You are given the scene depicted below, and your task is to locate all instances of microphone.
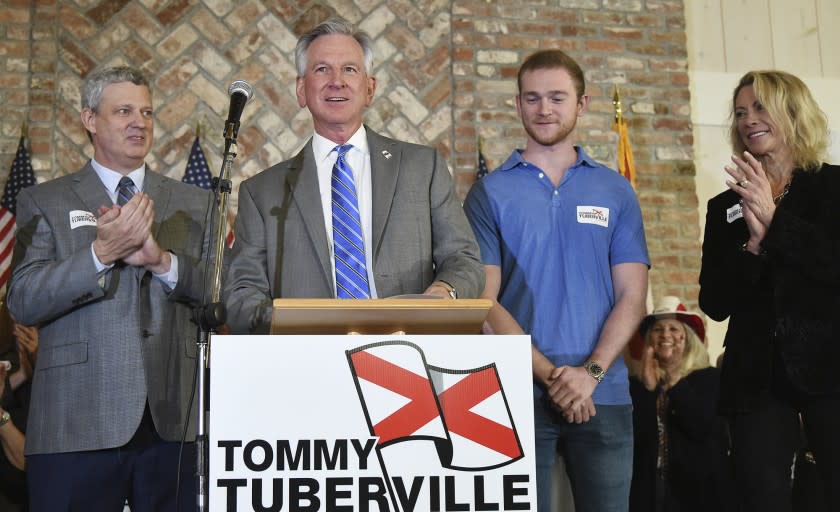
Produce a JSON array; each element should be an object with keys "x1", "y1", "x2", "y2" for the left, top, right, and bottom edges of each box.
[{"x1": 224, "y1": 80, "x2": 253, "y2": 141}]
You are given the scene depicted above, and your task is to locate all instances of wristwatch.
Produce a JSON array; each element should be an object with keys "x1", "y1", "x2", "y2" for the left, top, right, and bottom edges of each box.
[
  {"x1": 0, "y1": 410, "x2": 10, "y2": 428},
  {"x1": 584, "y1": 361, "x2": 605, "y2": 383},
  {"x1": 438, "y1": 281, "x2": 457, "y2": 299}
]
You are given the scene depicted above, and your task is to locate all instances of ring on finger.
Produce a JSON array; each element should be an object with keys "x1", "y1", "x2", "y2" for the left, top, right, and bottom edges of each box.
[{"x1": 738, "y1": 179, "x2": 750, "y2": 187}]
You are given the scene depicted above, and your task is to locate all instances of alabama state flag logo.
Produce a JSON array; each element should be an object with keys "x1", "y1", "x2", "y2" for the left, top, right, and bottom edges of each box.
[{"x1": 347, "y1": 340, "x2": 524, "y2": 471}]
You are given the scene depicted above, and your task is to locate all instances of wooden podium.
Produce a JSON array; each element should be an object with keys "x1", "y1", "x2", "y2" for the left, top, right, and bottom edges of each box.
[
  {"x1": 209, "y1": 298, "x2": 538, "y2": 510},
  {"x1": 270, "y1": 297, "x2": 493, "y2": 335}
]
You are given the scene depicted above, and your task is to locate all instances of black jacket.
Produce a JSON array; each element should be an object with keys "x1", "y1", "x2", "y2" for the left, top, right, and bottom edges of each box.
[
  {"x1": 699, "y1": 164, "x2": 840, "y2": 412},
  {"x1": 0, "y1": 350, "x2": 28, "y2": 508},
  {"x1": 629, "y1": 368, "x2": 733, "y2": 512}
]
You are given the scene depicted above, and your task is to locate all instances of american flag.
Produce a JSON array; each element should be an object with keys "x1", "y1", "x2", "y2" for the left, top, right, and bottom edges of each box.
[
  {"x1": 1, "y1": 135, "x2": 37, "y2": 290},
  {"x1": 183, "y1": 136, "x2": 213, "y2": 189},
  {"x1": 476, "y1": 148, "x2": 489, "y2": 180},
  {"x1": 182, "y1": 135, "x2": 235, "y2": 248}
]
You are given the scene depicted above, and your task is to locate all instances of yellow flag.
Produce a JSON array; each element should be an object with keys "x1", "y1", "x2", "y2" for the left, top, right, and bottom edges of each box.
[
  {"x1": 613, "y1": 117, "x2": 636, "y2": 190},
  {"x1": 612, "y1": 87, "x2": 636, "y2": 190}
]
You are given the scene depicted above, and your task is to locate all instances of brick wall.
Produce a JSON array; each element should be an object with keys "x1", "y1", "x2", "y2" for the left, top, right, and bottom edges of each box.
[
  {"x1": 1, "y1": 1, "x2": 57, "y2": 179},
  {"x1": 451, "y1": 0, "x2": 700, "y2": 306},
  {"x1": 0, "y1": 0, "x2": 701, "y2": 305}
]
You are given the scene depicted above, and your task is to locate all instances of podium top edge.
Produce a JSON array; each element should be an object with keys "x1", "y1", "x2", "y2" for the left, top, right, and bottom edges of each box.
[{"x1": 271, "y1": 298, "x2": 493, "y2": 310}]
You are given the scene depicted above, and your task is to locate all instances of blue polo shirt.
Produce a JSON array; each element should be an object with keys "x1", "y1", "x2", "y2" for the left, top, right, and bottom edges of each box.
[{"x1": 464, "y1": 147, "x2": 649, "y2": 405}]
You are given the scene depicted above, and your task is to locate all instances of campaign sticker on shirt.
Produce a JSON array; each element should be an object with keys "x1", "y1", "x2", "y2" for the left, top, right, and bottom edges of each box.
[
  {"x1": 576, "y1": 206, "x2": 610, "y2": 227},
  {"x1": 726, "y1": 203, "x2": 743, "y2": 223},
  {"x1": 69, "y1": 210, "x2": 97, "y2": 229}
]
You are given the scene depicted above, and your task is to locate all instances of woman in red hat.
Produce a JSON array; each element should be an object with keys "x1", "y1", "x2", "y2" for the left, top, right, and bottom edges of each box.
[{"x1": 628, "y1": 296, "x2": 733, "y2": 512}]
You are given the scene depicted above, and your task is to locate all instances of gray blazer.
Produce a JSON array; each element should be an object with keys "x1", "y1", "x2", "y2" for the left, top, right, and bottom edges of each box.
[
  {"x1": 7, "y1": 164, "x2": 213, "y2": 455},
  {"x1": 223, "y1": 128, "x2": 484, "y2": 333}
]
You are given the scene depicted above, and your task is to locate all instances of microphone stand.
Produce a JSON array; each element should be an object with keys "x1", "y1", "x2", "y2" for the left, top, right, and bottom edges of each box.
[{"x1": 195, "y1": 123, "x2": 240, "y2": 512}]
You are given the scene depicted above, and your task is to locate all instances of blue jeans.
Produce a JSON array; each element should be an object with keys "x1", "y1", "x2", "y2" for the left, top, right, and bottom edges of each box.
[{"x1": 534, "y1": 397, "x2": 633, "y2": 512}]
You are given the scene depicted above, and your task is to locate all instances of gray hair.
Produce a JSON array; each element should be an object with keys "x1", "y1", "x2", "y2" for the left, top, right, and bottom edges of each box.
[
  {"x1": 294, "y1": 18, "x2": 374, "y2": 76},
  {"x1": 81, "y1": 66, "x2": 150, "y2": 112}
]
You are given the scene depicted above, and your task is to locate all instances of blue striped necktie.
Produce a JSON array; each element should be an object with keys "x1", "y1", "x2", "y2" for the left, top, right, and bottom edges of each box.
[
  {"x1": 117, "y1": 176, "x2": 137, "y2": 206},
  {"x1": 331, "y1": 144, "x2": 370, "y2": 299}
]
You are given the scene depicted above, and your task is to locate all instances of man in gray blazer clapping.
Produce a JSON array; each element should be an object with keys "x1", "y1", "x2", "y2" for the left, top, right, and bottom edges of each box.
[
  {"x1": 7, "y1": 66, "x2": 213, "y2": 511},
  {"x1": 224, "y1": 18, "x2": 483, "y2": 333}
]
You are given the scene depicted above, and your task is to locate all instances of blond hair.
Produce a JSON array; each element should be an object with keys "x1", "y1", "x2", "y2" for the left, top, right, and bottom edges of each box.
[
  {"x1": 643, "y1": 319, "x2": 710, "y2": 380},
  {"x1": 729, "y1": 70, "x2": 829, "y2": 171}
]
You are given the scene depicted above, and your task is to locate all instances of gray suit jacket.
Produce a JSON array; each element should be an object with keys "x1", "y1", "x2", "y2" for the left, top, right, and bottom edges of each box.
[
  {"x1": 224, "y1": 128, "x2": 484, "y2": 333},
  {"x1": 7, "y1": 164, "x2": 213, "y2": 455}
]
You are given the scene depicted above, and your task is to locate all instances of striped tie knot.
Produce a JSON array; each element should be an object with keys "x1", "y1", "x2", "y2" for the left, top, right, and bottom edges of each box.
[
  {"x1": 117, "y1": 176, "x2": 137, "y2": 206},
  {"x1": 331, "y1": 144, "x2": 370, "y2": 299},
  {"x1": 336, "y1": 144, "x2": 352, "y2": 160}
]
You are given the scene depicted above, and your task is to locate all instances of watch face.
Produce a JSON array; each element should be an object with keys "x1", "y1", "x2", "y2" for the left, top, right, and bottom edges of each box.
[{"x1": 586, "y1": 362, "x2": 604, "y2": 381}]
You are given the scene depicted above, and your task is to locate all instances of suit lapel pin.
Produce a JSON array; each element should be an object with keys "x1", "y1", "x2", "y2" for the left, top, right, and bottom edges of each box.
[{"x1": 381, "y1": 150, "x2": 392, "y2": 160}]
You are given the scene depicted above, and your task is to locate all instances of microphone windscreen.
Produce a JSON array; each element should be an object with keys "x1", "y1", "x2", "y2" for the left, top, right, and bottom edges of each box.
[{"x1": 228, "y1": 80, "x2": 253, "y2": 102}]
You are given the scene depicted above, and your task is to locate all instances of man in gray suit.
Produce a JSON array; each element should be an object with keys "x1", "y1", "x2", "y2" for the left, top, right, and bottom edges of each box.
[
  {"x1": 7, "y1": 66, "x2": 212, "y2": 511},
  {"x1": 224, "y1": 18, "x2": 483, "y2": 333}
]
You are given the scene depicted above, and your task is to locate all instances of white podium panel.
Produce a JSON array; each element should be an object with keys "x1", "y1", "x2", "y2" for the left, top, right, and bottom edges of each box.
[{"x1": 209, "y1": 334, "x2": 536, "y2": 511}]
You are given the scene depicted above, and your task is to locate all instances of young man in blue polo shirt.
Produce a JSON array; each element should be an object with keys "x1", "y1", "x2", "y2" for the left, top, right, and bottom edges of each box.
[{"x1": 464, "y1": 50, "x2": 650, "y2": 512}]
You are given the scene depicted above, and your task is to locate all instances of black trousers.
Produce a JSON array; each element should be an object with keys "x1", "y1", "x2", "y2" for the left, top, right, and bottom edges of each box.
[{"x1": 730, "y1": 393, "x2": 840, "y2": 512}]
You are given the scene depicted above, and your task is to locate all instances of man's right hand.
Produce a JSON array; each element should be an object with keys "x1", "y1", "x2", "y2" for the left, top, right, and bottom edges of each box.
[
  {"x1": 92, "y1": 193, "x2": 154, "y2": 265},
  {"x1": 547, "y1": 365, "x2": 598, "y2": 423}
]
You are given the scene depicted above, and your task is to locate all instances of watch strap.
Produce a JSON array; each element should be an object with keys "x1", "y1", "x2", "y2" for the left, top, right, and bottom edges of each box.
[{"x1": 438, "y1": 280, "x2": 457, "y2": 299}]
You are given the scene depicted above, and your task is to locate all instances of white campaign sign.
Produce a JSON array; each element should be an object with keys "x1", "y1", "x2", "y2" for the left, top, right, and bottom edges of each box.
[{"x1": 209, "y1": 334, "x2": 536, "y2": 511}]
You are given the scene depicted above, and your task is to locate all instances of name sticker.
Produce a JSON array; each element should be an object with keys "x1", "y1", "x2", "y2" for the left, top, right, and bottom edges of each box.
[
  {"x1": 726, "y1": 203, "x2": 743, "y2": 223},
  {"x1": 576, "y1": 206, "x2": 610, "y2": 228},
  {"x1": 69, "y1": 210, "x2": 97, "y2": 229}
]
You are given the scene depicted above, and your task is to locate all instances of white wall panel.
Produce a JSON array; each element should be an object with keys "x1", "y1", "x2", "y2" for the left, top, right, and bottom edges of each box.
[
  {"x1": 770, "y1": 0, "x2": 821, "y2": 76},
  {"x1": 720, "y1": 0, "x2": 774, "y2": 72},
  {"x1": 687, "y1": 0, "x2": 726, "y2": 71},
  {"x1": 816, "y1": 0, "x2": 840, "y2": 76}
]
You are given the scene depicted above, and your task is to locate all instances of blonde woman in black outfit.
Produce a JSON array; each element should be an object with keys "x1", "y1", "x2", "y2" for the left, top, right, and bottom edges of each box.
[
  {"x1": 629, "y1": 297, "x2": 732, "y2": 512},
  {"x1": 699, "y1": 70, "x2": 839, "y2": 512}
]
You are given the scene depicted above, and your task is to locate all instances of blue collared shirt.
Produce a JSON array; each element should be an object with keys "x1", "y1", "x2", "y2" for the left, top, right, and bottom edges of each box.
[{"x1": 464, "y1": 147, "x2": 650, "y2": 404}]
